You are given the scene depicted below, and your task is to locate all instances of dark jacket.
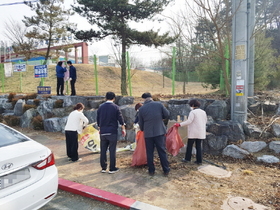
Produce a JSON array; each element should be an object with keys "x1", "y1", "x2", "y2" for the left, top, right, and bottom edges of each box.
[
  {"x1": 138, "y1": 99, "x2": 170, "y2": 138},
  {"x1": 69, "y1": 65, "x2": 77, "y2": 80},
  {"x1": 56, "y1": 65, "x2": 66, "y2": 78},
  {"x1": 97, "y1": 101, "x2": 125, "y2": 135}
]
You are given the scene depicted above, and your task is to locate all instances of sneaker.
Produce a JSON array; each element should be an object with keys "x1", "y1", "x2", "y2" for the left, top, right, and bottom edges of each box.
[
  {"x1": 72, "y1": 158, "x2": 82, "y2": 162},
  {"x1": 101, "y1": 169, "x2": 106, "y2": 173},
  {"x1": 108, "y1": 168, "x2": 119, "y2": 174},
  {"x1": 194, "y1": 161, "x2": 202, "y2": 165},
  {"x1": 181, "y1": 158, "x2": 191, "y2": 163}
]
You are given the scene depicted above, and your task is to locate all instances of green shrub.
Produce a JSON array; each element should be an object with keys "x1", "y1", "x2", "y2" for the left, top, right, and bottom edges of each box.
[
  {"x1": 4, "y1": 115, "x2": 20, "y2": 126},
  {"x1": 23, "y1": 104, "x2": 37, "y2": 113},
  {"x1": 32, "y1": 115, "x2": 44, "y2": 130}
]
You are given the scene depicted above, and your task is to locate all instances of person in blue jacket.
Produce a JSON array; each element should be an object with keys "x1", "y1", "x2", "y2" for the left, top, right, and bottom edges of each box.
[
  {"x1": 56, "y1": 61, "x2": 66, "y2": 96},
  {"x1": 67, "y1": 61, "x2": 77, "y2": 96}
]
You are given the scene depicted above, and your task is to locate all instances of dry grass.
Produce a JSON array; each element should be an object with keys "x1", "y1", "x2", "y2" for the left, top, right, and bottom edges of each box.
[{"x1": 1, "y1": 64, "x2": 217, "y2": 97}]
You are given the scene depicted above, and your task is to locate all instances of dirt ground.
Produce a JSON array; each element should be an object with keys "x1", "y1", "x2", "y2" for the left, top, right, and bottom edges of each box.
[{"x1": 16, "y1": 127, "x2": 280, "y2": 210}]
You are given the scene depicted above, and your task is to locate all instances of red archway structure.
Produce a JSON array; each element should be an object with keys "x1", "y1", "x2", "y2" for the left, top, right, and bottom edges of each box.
[{"x1": 1, "y1": 42, "x2": 89, "y2": 64}]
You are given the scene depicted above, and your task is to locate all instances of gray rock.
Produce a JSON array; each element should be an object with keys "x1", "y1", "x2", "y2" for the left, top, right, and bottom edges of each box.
[
  {"x1": 43, "y1": 117, "x2": 62, "y2": 132},
  {"x1": 59, "y1": 116, "x2": 68, "y2": 133},
  {"x1": 263, "y1": 100, "x2": 277, "y2": 112},
  {"x1": 20, "y1": 108, "x2": 37, "y2": 128},
  {"x1": 203, "y1": 133, "x2": 228, "y2": 155},
  {"x1": 257, "y1": 155, "x2": 279, "y2": 163},
  {"x1": 167, "y1": 103, "x2": 190, "y2": 121},
  {"x1": 14, "y1": 99, "x2": 25, "y2": 116},
  {"x1": 222, "y1": 145, "x2": 250, "y2": 159},
  {"x1": 120, "y1": 105, "x2": 136, "y2": 130},
  {"x1": 117, "y1": 96, "x2": 134, "y2": 106},
  {"x1": 125, "y1": 129, "x2": 136, "y2": 142},
  {"x1": 205, "y1": 100, "x2": 228, "y2": 120},
  {"x1": 62, "y1": 96, "x2": 88, "y2": 107},
  {"x1": 240, "y1": 141, "x2": 267, "y2": 153},
  {"x1": 243, "y1": 121, "x2": 262, "y2": 138},
  {"x1": 3, "y1": 101, "x2": 13, "y2": 110},
  {"x1": 84, "y1": 109, "x2": 97, "y2": 124},
  {"x1": 88, "y1": 100, "x2": 103, "y2": 109},
  {"x1": 248, "y1": 102, "x2": 261, "y2": 115},
  {"x1": 207, "y1": 121, "x2": 245, "y2": 142},
  {"x1": 37, "y1": 99, "x2": 55, "y2": 119},
  {"x1": 272, "y1": 123, "x2": 280, "y2": 137},
  {"x1": 269, "y1": 141, "x2": 280, "y2": 153},
  {"x1": 206, "y1": 116, "x2": 215, "y2": 129}
]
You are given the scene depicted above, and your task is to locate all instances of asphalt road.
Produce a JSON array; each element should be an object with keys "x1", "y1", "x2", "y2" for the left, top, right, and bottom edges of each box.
[{"x1": 39, "y1": 189, "x2": 125, "y2": 210}]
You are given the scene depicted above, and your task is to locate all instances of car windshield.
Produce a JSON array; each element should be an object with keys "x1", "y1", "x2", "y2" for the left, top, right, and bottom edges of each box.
[{"x1": 0, "y1": 124, "x2": 30, "y2": 147}]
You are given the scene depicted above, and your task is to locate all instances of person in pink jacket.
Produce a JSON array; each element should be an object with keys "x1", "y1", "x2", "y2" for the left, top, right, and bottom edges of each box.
[{"x1": 175, "y1": 99, "x2": 207, "y2": 165}]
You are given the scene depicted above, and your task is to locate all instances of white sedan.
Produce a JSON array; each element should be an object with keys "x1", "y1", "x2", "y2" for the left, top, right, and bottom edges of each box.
[{"x1": 0, "y1": 123, "x2": 58, "y2": 210}]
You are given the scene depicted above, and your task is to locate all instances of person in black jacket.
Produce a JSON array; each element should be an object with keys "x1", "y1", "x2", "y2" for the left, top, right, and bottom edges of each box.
[
  {"x1": 97, "y1": 92, "x2": 126, "y2": 174},
  {"x1": 138, "y1": 92, "x2": 170, "y2": 176},
  {"x1": 56, "y1": 61, "x2": 66, "y2": 96},
  {"x1": 67, "y1": 61, "x2": 77, "y2": 96}
]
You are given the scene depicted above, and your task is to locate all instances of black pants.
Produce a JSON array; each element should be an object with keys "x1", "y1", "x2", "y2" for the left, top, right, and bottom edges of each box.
[
  {"x1": 65, "y1": 130, "x2": 79, "y2": 161},
  {"x1": 57, "y1": 77, "x2": 64, "y2": 95},
  {"x1": 100, "y1": 134, "x2": 118, "y2": 171},
  {"x1": 70, "y1": 79, "x2": 76, "y2": 95},
  {"x1": 145, "y1": 135, "x2": 170, "y2": 173},
  {"x1": 185, "y1": 138, "x2": 203, "y2": 163}
]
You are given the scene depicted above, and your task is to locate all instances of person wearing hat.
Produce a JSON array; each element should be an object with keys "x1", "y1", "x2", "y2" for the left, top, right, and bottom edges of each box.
[{"x1": 138, "y1": 92, "x2": 170, "y2": 176}]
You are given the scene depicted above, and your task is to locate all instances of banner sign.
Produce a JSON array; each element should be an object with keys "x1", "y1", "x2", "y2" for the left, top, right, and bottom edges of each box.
[
  {"x1": 4, "y1": 63, "x2": 13, "y2": 77},
  {"x1": 37, "y1": 86, "x2": 51, "y2": 94},
  {"x1": 13, "y1": 64, "x2": 26, "y2": 72},
  {"x1": 34, "y1": 65, "x2": 48, "y2": 78}
]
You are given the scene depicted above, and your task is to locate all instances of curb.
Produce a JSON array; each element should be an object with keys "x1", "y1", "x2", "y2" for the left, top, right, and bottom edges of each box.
[{"x1": 58, "y1": 178, "x2": 166, "y2": 210}]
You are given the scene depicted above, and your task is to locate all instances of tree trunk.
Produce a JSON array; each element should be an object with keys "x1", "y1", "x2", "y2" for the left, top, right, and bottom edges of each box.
[{"x1": 121, "y1": 37, "x2": 128, "y2": 95}]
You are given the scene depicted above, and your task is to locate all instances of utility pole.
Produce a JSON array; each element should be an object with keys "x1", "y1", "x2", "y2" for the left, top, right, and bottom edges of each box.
[
  {"x1": 231, "y1": 0, "x2": 249, "y2": 124},
  {"x1": 247, "y1": 0, "x2": 255, "y2": 97}
]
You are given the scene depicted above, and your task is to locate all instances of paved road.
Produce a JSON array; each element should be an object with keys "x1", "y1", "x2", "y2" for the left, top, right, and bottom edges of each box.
[{"x1": 39, "y1": 189, "x2": 124, "y2": 210}]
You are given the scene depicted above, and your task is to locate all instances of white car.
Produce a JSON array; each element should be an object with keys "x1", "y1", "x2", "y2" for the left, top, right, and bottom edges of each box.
[{"x1": 0, "y1": 123, "x2": 58, "y2": 210}]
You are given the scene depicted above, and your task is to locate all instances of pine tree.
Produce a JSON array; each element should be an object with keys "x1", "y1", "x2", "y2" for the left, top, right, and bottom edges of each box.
[
  {"x1": 70, "y1": 0, "x2": 176, "y2": 95},
  {"x1": 23, "y1": 0, "x2": 76, "y2": 64}
]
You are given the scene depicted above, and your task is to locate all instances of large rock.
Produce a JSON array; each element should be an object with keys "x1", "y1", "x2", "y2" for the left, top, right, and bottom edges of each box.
[
  {"x1": 14, "y1": 99, "x2": 25, "y2": 116},
  {"x1": 222, "y1": 145, "x2": 250, "y2": 159},
  {"x1": 203, "y1": 133, "x2": 228, "y2": 155},
  {"x1": 117, "y1": 96, "x2": 134, "y2": 106},
  {"x1": 120, "y1": 105, "x2": 136, "y2": 130},
  {"x1": 59, "y1": 116, "x2": 68, "y2": 133},
  {"x1": 248, "y1": 102, "x2": 261, "y2": 115},
  {"x1": 167, "y1": 100, "x2": 190, "y2": 121},
  {"x1": 20, "y1": 108, "x2": 37, "y2": 128},
  {"x1": 84, "y1": 109, "x2": 98, "y2": 124},
  {"x1": 272, "y1": 123, "x2": 280, "y2": 137},
  {"x1": 257, "y1": 155, "x2": 279, "y2": 163},
  {"x1": 240, "y1": 141, "x2": 267, "y2": 153},
  {"x1": 263, "y1": 100, "x2": 277, "y2": 112},
  {"x1": 207, "y1": 121, "x2": 245, "y2": 142},
  {"x1": 43, "y1": 117, "x2": 62, "y2": 132},
  {"x1": 205, "y1": 100, "x2": 228, "y2": 120},
  {"x1": 37, "y1": 99, "x2": 55, "y2": 119},
  {"x1": 269, "y1": 141, "x2": 280, "y2": 153},
  {"x1": 243, "y1": 121, "x2": 262, "y2": 138},
  {"x1": 62, "y1": 96, "x2": 88, "y2": 107}
]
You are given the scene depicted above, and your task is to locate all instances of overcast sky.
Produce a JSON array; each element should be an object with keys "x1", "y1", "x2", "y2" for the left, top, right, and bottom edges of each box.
[{"x1": 0, "y1": 0, "x2": 185, "y2": 64}]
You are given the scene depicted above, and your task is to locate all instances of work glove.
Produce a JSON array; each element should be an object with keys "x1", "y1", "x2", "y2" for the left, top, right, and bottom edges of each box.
[
  {"x1": 174, "y1": 123, "x2": 181, "y2": 127},
  {"x1": 122, "y1": 129, "x2": 126, "y2": 137}
]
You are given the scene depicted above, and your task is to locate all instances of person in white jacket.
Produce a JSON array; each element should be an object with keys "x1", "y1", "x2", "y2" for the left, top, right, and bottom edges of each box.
[
  {"x1": 65, "y1": 103, "x2": 89, "y2": 162},
  {"x1": 175, "y1": 99, "x2": 207, "y2": 165}
]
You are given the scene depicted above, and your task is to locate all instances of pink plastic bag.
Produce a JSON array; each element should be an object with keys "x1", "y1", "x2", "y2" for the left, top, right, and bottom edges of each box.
[
  {"x1": 166, "y1": 126, "x2": 184, "y2": 156},
  {"x1": 131, "y1": 131, "x2": 147, "y2": 166}
]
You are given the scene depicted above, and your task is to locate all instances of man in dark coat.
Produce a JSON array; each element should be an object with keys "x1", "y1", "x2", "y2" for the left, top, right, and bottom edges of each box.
[
  {"x1": 67, "y1": 61, "x2": 77, "y2": 96},
  {"x1": 138, "y1": 92, "x2": 170, "y2": 176}
]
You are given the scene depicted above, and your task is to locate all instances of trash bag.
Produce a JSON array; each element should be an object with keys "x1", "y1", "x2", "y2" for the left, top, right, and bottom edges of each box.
[
  {"x1": 78, "y1": 124, "x2": 100, "y2": 153},
  {"x1": 166, "y1": 125, "x2": 184, "y2": 156},
  {"x1": 131, "y1": 131, "x2": 147, "y2": 166}
]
